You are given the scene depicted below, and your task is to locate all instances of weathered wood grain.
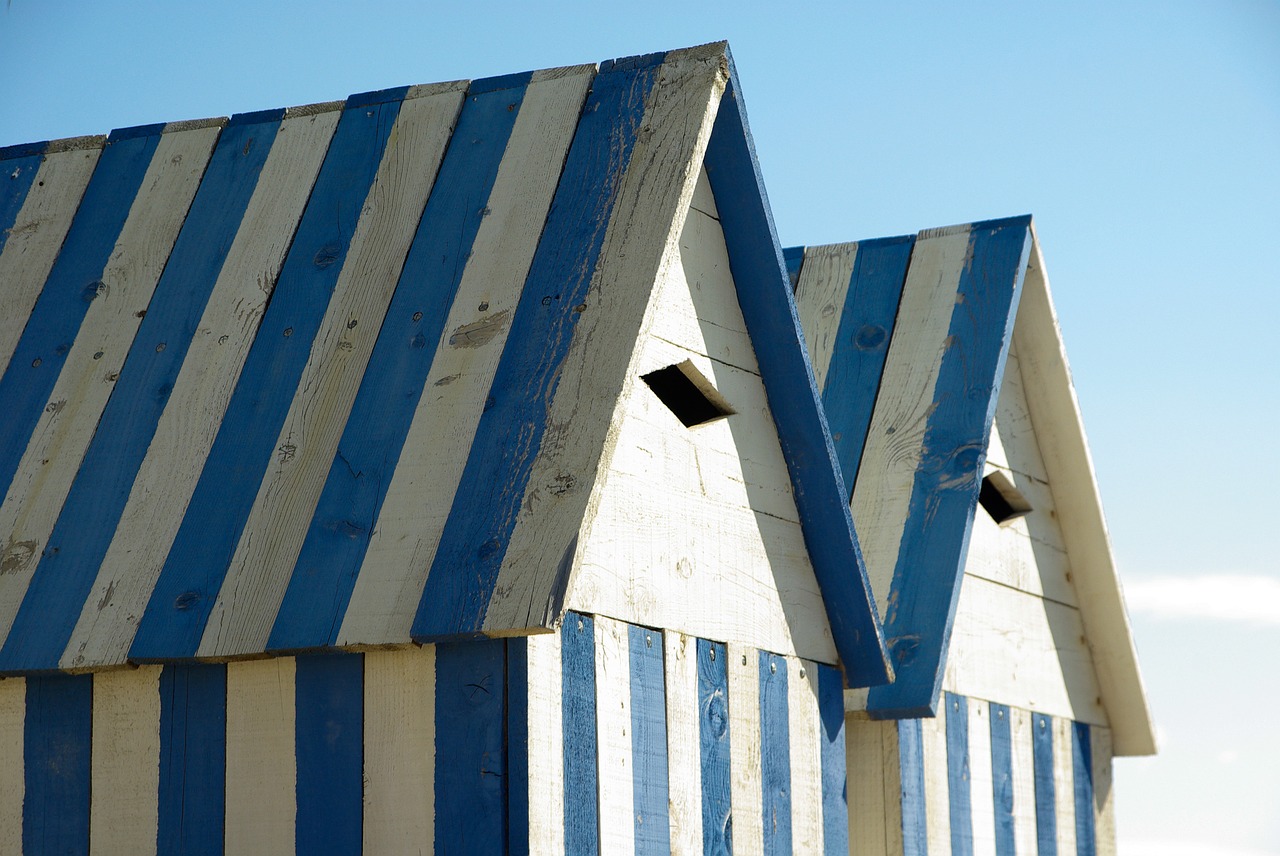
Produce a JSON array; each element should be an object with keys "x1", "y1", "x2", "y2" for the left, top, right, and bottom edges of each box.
[
  {"x1": 793, "y1": 242, "x2": 858, "y2": 391},
  {"x1": 1090, "y1": 725, "x2": 1115, "y2": 856},
  {"x1": 158, "y1": 663, "x2": 227, "y2": 856},
  {"x1": 1072, "y1": 723, "x2": 1096, "y2": 856},
  {"x1": 759, "y1": 650, "x2": 791, "y2": 854},
  {"x1": 988, "y1": 704, "x2": 1016, "y2": 856},
  {"x1": 595, "y1": 615, "x2": 637, "y2": 855},
  {"x1": 562, "y1": 613, "x2": 599, "y2": 854},
  {"x1": 629, "y1": 624, "x2": 670, "y2": 854},
  {"x1": 789, "y1": 659, "x2": 823, "y2": 853},
  {"x1": 90, "y1": 666, "x2": 161, "y2": 856},
  {"x1": 0, "y1": 677, "x2": 23, "y2": 856},
  {"x1": 1031, "y1": 712, "x2": 1056, "y2": 855},
  {"x1": 817, "y1": 665, "x2": 848, "y2": 856},
  {"x1": 967, "y1": 698, "x2": 997, "y2": 856},
  {"x1": 1052, "y1": 715, "x2": 1077, "y2": 855},
  {"x1": 922, "y1": 702, "x2": 952, "y2": 856},
  {"x1": 664, "y1": 630, "x2": 703, "y2": 854},
  {"x1": 727, "y1": 642, "x2": 765, "y2": 856},
  {"x1": 698, "y1": 638, "x2": 732, "y2": 856},
  {"x1": 845, "y1": 718, "x2": 902, "y2": 856},
  {"x1": 23, "y1": 674, "x2": 92, "y2": 855},
  {"x1": 225, "y1": 657, "x2": 296, "y2": 855},
  {"x1": 945, "y1": 694, "x2": 973, "y2": 856},
  {"x1": 898, "y1": 718, "x2": 927, "y2": 856},
  {"x1": 526, "y1": 629, "x2": 566, "y2": 854}
]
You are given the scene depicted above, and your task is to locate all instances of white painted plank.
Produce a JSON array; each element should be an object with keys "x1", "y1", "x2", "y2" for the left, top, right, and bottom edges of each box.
[
  {"x1": 0, "y1": 139, "x2": 103, "y2": 377},
  {"x1": 0, "y1": 124, "x2": 221, "y2": 645},
  {"x1": 922, "y1": 705, "x2": 952, "y2": 856},
  {"x1": 967, "y1": 698, "x2": 997, "y2": 856},
  {"x1": 793, "y1": 242, "x2": 859, "y2": 390},
  {"x1": 338, "y1": 66, "x2": 592, "y2": 646},
  {"x1": 1052, "y1": 716, "x2": 1077, "y2": 855},
  {"x1": 1008, "y1": 706, "x2": 1038, "y2": 856},
  {"x1": 525, "y1": 629, "x2": 566, "y2": 855},
  {"x1": 727, "y1": 642, "x2": 764, "y2": 856},
  {"x1": 689, "y1": 165, "x2": 719, "y2": 219},
  {"x1": 225, "y1": 657, "x2": 296, "y2": 856},
  {"x1": 63, "y1": 107, "x2": 340, "y2": 670},
  {"x1": 199, "y1": 85, "x2": 466, "y2": 658},
  {"x1": 965, "y1": 496, "x2": 1075, "y2": 608},
  {"x1": 90, "y1": 666, "x2": 162, "y2": 856},
  {"x1": 363, "y1": 646, "x2": 436, "y2": 855},
  {"x1": 0, "y1": 677, "x2": 24, "y2": 856},
  {"x1": 664, "y1": 630, "x2": 703, "y2": 855},
  {"x1": 986, "y1": 347, "x2": 1049, "y2": 482},
  {"x1": 852, "y1": 227, "x2": 972, "y2": 605},
  {"x1": 788, "y1": 658, "x2": 824, "y2": 853},
  {"x1": 486, "y1": 45, "x2": 729, "y2": 633},
  {"x1": 595, "y1": 615, "x2": 635, "y2": 856},
  {"x1": 1092, "y1": 725, "x2": 1116, "y2": 856},
  {"x1": 846, "y1": 718, "x2": 903, "y2": 856},
  {"x1": 942, "y1": 574, "x2": 1107, "y2": 726}
]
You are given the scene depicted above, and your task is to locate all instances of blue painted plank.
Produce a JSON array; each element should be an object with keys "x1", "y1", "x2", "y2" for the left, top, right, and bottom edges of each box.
[
  {"x1": 295, "y1": 652, "x2": 364, "y2": 856},
  {"x1": 0, "y1": 126, "x2": 162, "y2": 503},
  {"x1": 411, "y1": 55, "x2": 665, "y2": 640},
  {"x1": 1072, "y1": 722, "x2": 1096, "y2": 856},
  {"x1": 759, "y1": 651, "x2": 791, "y2": 856},
  {"x1": 1032, "y1": 713, "x2": 1057, "y2": 856},
  {"x1": 267, "y1": 75, "x2": 530, "y2": 653},
  {"x1": 945, "y1": 693, "x2": 974, "y2": 856},
  {"x1": 782, "y1": 245, "x2": 804, "y2": 292},
  {"x1": 23, "y1": 673, "x2": 92, "y2": 856},
  {"x1": 507, "y1": 637, "x2": 530, "y2": 856},
  {"x1": 703, "y1": 51, "x2": 890, "y2": 688},
  {"x1": 867, "y1": 217, "x2": 1033, "y2": 717},
  {"x1": 562, "y1": 612, "x2": 599, "y2": 855},
  {"x1": 0, "y1": 111, "x2": 284, "y2": 673},
  {"x1": 435, "y1": 639, "x2": 507, "y2": 856},
  {"x1": 629, "y1": 625, "x2": 670, "y2": 855},
  {"x1": 0, "y1": 146, "x2": 43, "y2": 258},
  {"x1": 698, "y1": 639, "x2": 732, "y2": 856},
  {"x1": 158, "y1": 663, "x2": 227, "y2": 856},
  {"x1": 817, "y1": 235, "x2": 915, "y2": 494},
  {"x1": 897, "y1": 719, "x2": 928, "y2": 856},
  {"x1": 129, "y1": 93, "x2": 406, "y2": 661},
  {"x1": 989, "y1": 703, "x2": 1016, "y2": 856},
  {"x1": 817, "y1": 664, "x2": 848, "y2": 856}
]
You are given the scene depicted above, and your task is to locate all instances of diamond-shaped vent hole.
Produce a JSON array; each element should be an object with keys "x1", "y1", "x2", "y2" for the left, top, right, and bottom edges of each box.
[
  {"x1": 641, "y1": 360, "x2": 734, "y2": 428},
  {"x1": 979, "y1": 470, "x2": 1033, "y2": 525}
]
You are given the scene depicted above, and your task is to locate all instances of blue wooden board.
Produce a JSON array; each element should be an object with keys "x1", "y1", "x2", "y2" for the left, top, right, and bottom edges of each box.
[
  {"x1": 867, "y1": 217, "x2": 1032, "y2": 717},
  {"x1": 267, "y1": 75, "x2": 529, "y2": 653},
  {"x1": 629, "y1": 625, "x2": 671, "y2": 855},
  {"x1": 561, "y1": 613, "x2": 599, "y2": 855},
  {"x1": 817, "y1": 664, "x2": 848, "y2": 856},
  {"x1": 1032, "y1": 713, "x2": 1057, "y2": 856},
  {"x1": 412, "y1": 55, "x2": 664, "y2": 640},
  {"x1": 159, "y1": 663, "x2": 228, "y2": 856},
  {"x1": 0, "y1": 126, "x2": 161, "y2": 505},
  {"x1": 507, "y1": 637, "x2": 530, "y2": 856},
  {"x1": 23, "y1": 673, "x2": 93, "y2": 856},
  {"x1": 1073, "y1": 722, "x2": 1096, "y2": 856},
  {"x1": 897, "y1": 718, "x2": 927, "y2": 856},
  {"x1": 698, "y1": 639, "x2": 732, "y2": 856},
  {"x1": 295, "y1": 652, "x2": 364, "y2": 856},
  {"x1": 0, "y1": 146, "x2": 43, "y2": 258},
  {"x1": 945, "y1": 693, "x2": 974, "y2": 856},
  {"x1": 130, "y1": 91, "x2": 407, "y2": 661},
  {"x1": 989, "y1": 703, "x2": 1016, "y2": 856},
  {"x1": 758, "y1": 651, "x2": 791, "y2": 856},
  {"x1": 435, "y1": 639, "x2": 507, "y2": 856},
  {"x1": 703, "y1": 51, "x2": 890, "y2": 688},
  {"x1": 0, "y1": 111, "x2": 284, "y2": 673}
]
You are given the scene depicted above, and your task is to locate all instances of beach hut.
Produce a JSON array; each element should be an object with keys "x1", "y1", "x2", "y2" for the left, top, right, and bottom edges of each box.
[{"x1": 787, "y1": 220, "x2": 1156, "y2": 855}]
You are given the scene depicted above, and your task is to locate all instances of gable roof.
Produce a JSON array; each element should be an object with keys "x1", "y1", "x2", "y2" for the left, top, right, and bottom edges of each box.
[
  {"x1": 788, "y1": 217, "x2": 1156, "y2": 755},
  {"x1": 0, "y1": 44, "x2": 891, "y2": 686}
]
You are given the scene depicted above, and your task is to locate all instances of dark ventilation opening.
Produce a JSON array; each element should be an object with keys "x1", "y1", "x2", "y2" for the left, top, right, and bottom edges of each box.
[
  {"x1": 641, "y1": 360, "x2": 734, "y2": 428},
  {"x1": 979, "y1": 470, "x2": 1033, "y2": 525}
]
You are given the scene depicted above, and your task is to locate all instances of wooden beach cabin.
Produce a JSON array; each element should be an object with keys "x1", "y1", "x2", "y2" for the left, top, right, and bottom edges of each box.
[
  {"x1": 0, "y1": 43, "x2": 895, "y2": 855},
  {"x1": 786, "y1": 220, "x2": 1157, "y2": 856}
]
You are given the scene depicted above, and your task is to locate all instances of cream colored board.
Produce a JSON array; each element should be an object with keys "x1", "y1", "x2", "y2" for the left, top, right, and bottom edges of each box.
[
  {"x1": 226, "y1": 657, "x2": 296, "y2": 855},
  {"x1": 788, "y1": 659, "x2": 824, "y2": 853},
  {"x1": 526, "y1": 630, "x2": 566, "y2": 855},
  {"x1": 363, "y1": 646, "x2": 436, "y2": 855},
  {"x1": 594, "y1": 615, "x2": 635, "y2": 856},
  {"x1": 0, "y1": 677, "x2": 24, "y2": 856},
  {"x1": 91, "y1": 666, "x2": 161, "y2": 856},
  {"x1": 852, "y1": 226, "x2": 973, "y2": 606},
  {"x1": 985, "y1": 347, "x2": 1049, "y2": 482},
  {"x1": 0, "y1": 125, "x2": 219, "y2": 645},
  {"x1": 63, "y1": 107, "x2": 340, "y2": 669},
  {"x1": 0, "y1": 142, "x2": 103, "y2": 377},
  {"x1": 337, "y1": 66, "x2": 592, "y2": 646},
  {"x1": 1051, "y1": 716, "x2": 1077, "y2": 855},
  {"x1": 727, "y1": 642, "x2": 764, "y2": 856},
  {"x1": 967, "y1": 698, "x2": 997, "y2": 856},
  {"x1": 690, "y1": 165, "x2": 719, "y2": 219},
  {"x1": 1091, "y1": 725, "x2": 1116, "y2": 856},
  {"x1": 1012, "y1": 236, "x2": 1153, "y2": 755},
  {"x1": 964, "y1": 507, "x2": 1075, "y2": 608},
  {"x1": 943, "y1": 574, "x2": 1106, "y2": 726},
  {"x1": 845, "y1": 718, "x2": 903, "y2": 856},
  {"x1": 793, "y1": 242, "x2": 859, "y2": 391},
  {"x1": 486, "y1": 44, "x2": 729, "y2": 632},
  {"x1": 922, "y1": 704, "x2": 952, "y2": 856},
  {"x1": 1007, "y1": 706, "x2": 1038, "y2": 856},
  {"x1": 664, "y1": 631, "x2": 703, "y2": 855},
  {"x1": 199, "y1": 86, "x2": 465, "y2": 658},
  {"x1": 976, "y1": 456, "x2": 1068, "y2": 557}
]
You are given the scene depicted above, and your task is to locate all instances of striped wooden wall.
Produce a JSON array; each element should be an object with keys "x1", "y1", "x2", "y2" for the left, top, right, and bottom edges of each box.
[
  {"x1": 846, "y1": 693, "x2": 1115, "y2": 856},
  {"x1": 0, "y1": 611, "x2": 846, "y2": 855}
]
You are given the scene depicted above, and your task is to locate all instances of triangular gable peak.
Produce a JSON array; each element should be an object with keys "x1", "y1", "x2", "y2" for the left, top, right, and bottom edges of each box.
[
  {"x1": 0, "y1": 44, "x2": 889, "y2": 685},
  {"x1": 789, "y1": 218, "x2": 1154, "y2": 755}
]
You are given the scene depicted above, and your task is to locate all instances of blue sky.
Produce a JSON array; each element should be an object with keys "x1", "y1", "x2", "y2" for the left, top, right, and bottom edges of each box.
[{"x1": 3, "y1": 1, "x2": 1278, "y2": 852}]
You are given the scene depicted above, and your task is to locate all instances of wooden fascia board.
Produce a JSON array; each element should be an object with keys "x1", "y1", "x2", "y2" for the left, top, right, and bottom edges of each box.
[
  {"x1": 703, "y1": 48, "x2": 892, "y2": 689},
  {"x1": 1011, "y1": 226, "x2": 1156, "y2": 756}
]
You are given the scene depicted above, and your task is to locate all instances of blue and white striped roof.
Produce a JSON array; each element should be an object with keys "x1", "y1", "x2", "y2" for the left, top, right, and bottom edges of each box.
[{"x1": 0, "y1": 44, "x2": 891, "y2": 685}]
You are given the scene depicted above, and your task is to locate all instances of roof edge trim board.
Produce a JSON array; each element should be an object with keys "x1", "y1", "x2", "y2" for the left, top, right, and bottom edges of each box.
[
  {"x1": 1013, "y1": 227, "x2": 1155, "y2": 756},
  {"x1": 866, "y1": 217, "x2": 1033, "y2": 718},
  {"x1": 703, "y1": 48, "x2": 891, "y2": 689}
]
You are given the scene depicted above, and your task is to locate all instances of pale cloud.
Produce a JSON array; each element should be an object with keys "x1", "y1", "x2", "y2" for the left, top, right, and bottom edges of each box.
[
  {"x1": 1124, "y1": 842, "x2": 1280, "y2": 856},
  {"x1": 1123, "y1": 575, "x2": 1280, "y2": 624}
]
